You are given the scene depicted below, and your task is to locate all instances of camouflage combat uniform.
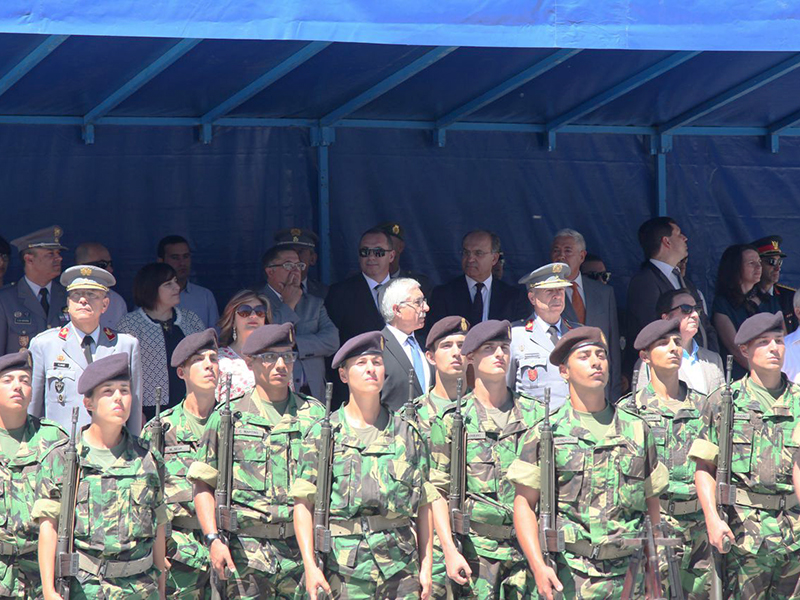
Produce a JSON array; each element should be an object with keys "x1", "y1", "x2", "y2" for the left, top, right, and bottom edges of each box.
[
  {"x1": 689, "y1": 374, "x2": 800, "y2": 600},
  {"x1": 0, "y1": 417, "x2": 66, "y2": 599},
  {"x1": 187, "y1": 390, "x2": 323, "y2": 600},
  {"x1": 141, "y1": 402, "x2": 210, "y2": 599},
  {"x1": 619, "y1": 382, "x2": 711, "y2": 599},
  {"x1": 33, "y1": 427, "x2": 168, "y2": 599},
  {"x1": 507, "y1": 401, "x2": 669, "y2": 599},
  {"x1": 428, "y1": 390, "x2": 543, "y2": 599},
  {"x1": 291, "y1": 405, "x2": 439, "y2": 600}
]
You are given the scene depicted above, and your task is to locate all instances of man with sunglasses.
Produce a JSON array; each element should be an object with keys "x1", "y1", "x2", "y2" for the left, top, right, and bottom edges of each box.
[
  {"x1": 27, "y1": 264, "x2": 143, "y2": 433},
  {"x1": 75, "y1": 242, "x2": 128, "y2": 329},
  {"x1": 262, "y1": 245, "x2": 339, "y2": 400},
  {"x1": 752, "y1": 235, "x2": 797, "y2": 334},
  {"x1": 580, "y1": 253, "x2": 610, "y2": 285}
]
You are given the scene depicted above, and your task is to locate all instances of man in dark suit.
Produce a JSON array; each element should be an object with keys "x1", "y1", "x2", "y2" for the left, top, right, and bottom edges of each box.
[
  {"x1": 378, "y1": 277, "x2": 432, "y2": 411},
  {"x1": 428, "y1": 229, "x2": 527, "y2": 329},
  {"x1": 551, "y1": 228, "x2": 622, "y2": 400},
  {"x1": 377, "y1": 221, "x2": 433, "y2": 298}
]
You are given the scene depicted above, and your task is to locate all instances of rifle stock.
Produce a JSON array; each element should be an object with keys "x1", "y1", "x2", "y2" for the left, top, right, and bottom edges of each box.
[
  {"x1": 55, "y1": 407, "x2": 80, "y2": 599},
  {"x1": 212, "y1": 373, "x2": 234, "y2": 599},
  {"x1": 538, "y1": 387, "x2": 563, "y2": 600},
  {"x1": 313, "y1": 383, "x2": 334, "y2": 600},
  {"x1": 711, "y1": 356, "x2": 735, "y2": 600}
]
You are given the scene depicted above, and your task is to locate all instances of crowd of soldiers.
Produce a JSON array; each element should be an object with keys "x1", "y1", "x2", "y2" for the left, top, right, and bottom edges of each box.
[{"x1": 2, "y1": 219, "x2": 800, "y2": 600}]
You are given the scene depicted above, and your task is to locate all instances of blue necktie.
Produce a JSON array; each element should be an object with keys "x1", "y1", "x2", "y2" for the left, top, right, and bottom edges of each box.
[{"x1": 406, "y1": 336, "x2": 426, "y2": 389}]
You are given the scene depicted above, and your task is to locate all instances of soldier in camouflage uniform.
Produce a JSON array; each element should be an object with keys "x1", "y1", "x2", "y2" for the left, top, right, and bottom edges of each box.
[
  {"x1": 35, "y1": 352, "x2": 168, "y2": 600},
  {"x1": 188, "y1": 323, "x2": 324, "y2": 599},
  {"x1": 429, "y1": 319, "x2": 542, "y2": 599},
  {"x1": 620, "y1": 318, "x2": 711, "y2": 598},
  {"x1": 509, "y1": 326, "x2": 669, "y2": 600},
  {"x1": 691, "y1": 312, "x2": 800, "y2": 599},
  {"x1": 0, "y1": 351, "x2": 67, "y2": 599},
  {"x1": 141, "y1": 328, "x2": 220, "y2": 599},
  {"x1": 292, "y1": 331, "x2": 438, "y2": 600}
]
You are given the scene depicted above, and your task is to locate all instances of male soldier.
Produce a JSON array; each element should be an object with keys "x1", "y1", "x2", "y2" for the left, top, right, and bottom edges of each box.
[
  {"x1": 188, "y1": 323, "x2": 324, "y2": 598},
  {"x1": 35, "y1": 353, "x2": 168, "y2": 598},
  {"x1": 0, "y1": 226, "x2": 69, "y2": 354},
  {"x1": 621, "y1": 319, "x2": 711, "y2": 598},
  {"x1": 0, "y1": 351, "x2": 67, "y2": 599},
  {"x1": 74, "y1": 242, "x2": 128, "y2": 330},
  {"x1": 690, "y1": 312, "x2": 800, "y2": 598},
  {"x1": 141, "y1": 328, "x2": 220, "y2": 599},
  {"x1": 429, "y1": 320, "x2": 542, "y2": 599},
  {"x1": 752, "y1": 235, "x2": 797, "y2": 334},
  {"x1": 274, "y1": 228, "x2": 328, "y2": 299},
  {"x1": 28, "y1": 265, "x2": 142, "y2": 434},
  {"x1": 509, "y1": 327, "x2": 669, "y2": 599},
  {"x1": 509, "y1": 263, "x2": 578, "y2": 410}
]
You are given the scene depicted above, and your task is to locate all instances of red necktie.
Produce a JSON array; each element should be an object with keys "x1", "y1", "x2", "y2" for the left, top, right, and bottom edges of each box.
[{"x1": 571, "y1": 282, "x2": 586, "y2": 324}]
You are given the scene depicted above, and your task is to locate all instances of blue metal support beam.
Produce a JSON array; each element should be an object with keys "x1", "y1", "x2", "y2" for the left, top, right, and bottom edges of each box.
[
  {"x1": 311, "y1": 127, "x2": 335, "y2": 283},
  {"x1": 319, "y1": 46, "x2": 458, "y2": 127},
  {"x1": 0, "y1": 35, "x2": 69, "y2": 99},
  {"x1": 200, "y1": 41, "x2": 330, "y2": 143},
  {"x1": 656, "y1": 150, "x2": 668, "y2": 216},
  {"x1": 766, "y1": 107, "x2": 800, "y2": 153},
  {"x1": 545, "y1": 51, "x2": 700, "y2": 151}
]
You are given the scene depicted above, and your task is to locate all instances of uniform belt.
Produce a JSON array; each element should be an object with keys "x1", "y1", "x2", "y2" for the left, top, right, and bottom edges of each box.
[
  {"x1": 328, "y1": 516, "x2": 410, "y2": 537},
  {"x1": 76, "y1": 549, "x2": 153, "y2": 579},
  {"x1": 735, "y1": 488, "x2": 798, "y2": 511},
  {"x1": 469, "y1": 521, "x2": 515, "y2": 540},
  {"x1": 565, "y1": 540, "x2": 635, "y2": 560},
  {"x1": 171, "y1": 516, "x2": 201, "y2": 531},
  {"x1": 659, "y1": 498, "x2": 701, "y2": 516},
  {"x1": 238, "y1": 522, "x2": 295, "y2": 539},
  {"x1": 0, "y1": 541, "x2": 36, "y2": 556}
]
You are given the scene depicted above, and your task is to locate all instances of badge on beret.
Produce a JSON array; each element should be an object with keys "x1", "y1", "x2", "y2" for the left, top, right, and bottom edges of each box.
[
  {"x1": 80, "y1": 267, "x2": 92, "y2": 276},
  {"x1": 600, "y1": 331, "x2": 607, "y2": 346},
  {"x1": 54, "y1": 227, "x2": 62, "y2": 243},
  {"x1": 18, "y1": 335, "x2": 28, "y2": 349},
  {"x1": 553, "y1": 264, "x2": 563, "y2": 273},
  {"x1": 460, "y1": 318, "x2": 468, "y2": 332},
  {"x1": 392, "y1": 224, "x2": 400, "y2": 235}
]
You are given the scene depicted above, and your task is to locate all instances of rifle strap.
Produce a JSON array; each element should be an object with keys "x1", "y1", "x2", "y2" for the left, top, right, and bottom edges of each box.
[
  {"x1": 565, "y1": 540, "x2": 636, "y2": 560},
  {"x1": 469, "y1": 521, "x2": 515, "y2": 540},
  {"x1": 659, "y1": 498, "x2": 701, "y2": 516},
  {"x1": 170, "y1": 516, "x2": 202, "y2": 531},
  {"x1": 238, "y1": 522, "x2": 296, "y2": 539}
]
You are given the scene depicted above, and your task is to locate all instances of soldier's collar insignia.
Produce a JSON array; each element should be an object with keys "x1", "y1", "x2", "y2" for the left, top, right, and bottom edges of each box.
[
  {"x1": 58, "y1": 326, "x2": 68, "y2": 340},
  {"x1": 525, "y1": 319, "x2": 534, "y2": 332},
  {"x1": 104, "y1": 327, "x2": 116, "y2": 341}
]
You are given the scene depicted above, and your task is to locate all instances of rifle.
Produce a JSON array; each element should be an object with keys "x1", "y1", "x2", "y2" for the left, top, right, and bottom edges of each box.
[
  {"x1": 151, "y1": 387, "x2": 165, "y2": 490},
  {"x1": 212, "y1": 373, "x2": 235, "y2": 599},
  {"x1": 403, "y1": 368, "x2": 417, "y2": 422},
  {"x1": 448, "y1": 378, "x2": 469, "y2": 554},
  {"x1": 55, "y1": 407, "x2": 80, "y2": 600},
  {"x1": 629, "y1": 367, "x2": 640, "y2": 412},
  {"x1": 313, "y1": 383, "x2": 334, "y2": 600},
  {"x1": 710, "y1": 356, "x2": 735, "y2": 600},
  {"x1": 538, "y1": 387, "x2": 564, "y2": 600},
  {"x1": 622, "y1": 517, "x2": 680, "y2": 600},
  {"x1": 662, "y1": 522, "x2": 685, "y2": 600}
]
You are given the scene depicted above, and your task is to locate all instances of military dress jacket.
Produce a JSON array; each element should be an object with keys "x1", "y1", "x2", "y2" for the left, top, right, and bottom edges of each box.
[{"x1": 0, "y1": 278, "x2": 68, "y2": 354}]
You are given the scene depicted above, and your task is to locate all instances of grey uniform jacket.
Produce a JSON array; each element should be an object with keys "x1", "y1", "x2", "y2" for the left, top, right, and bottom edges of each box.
[
  {"x1": 262, "y1": 285, "x2": 339, "y2": 401},
  {"x1": 0, "y1": 278, "x2": 69, "y2": 354},
  {"x1": 508, "y1": 315, "x2": 579, "y2": 411},
  {"x1": 28, "y1": 322, "x2": 143, "y2": 434}
]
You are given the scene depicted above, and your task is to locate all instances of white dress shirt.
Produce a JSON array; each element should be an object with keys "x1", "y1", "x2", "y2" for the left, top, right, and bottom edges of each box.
[
  {"x1": 363, "y1": 273, "x2": 390, "y2": 309},
  {"x1": 25, "y1": 277, "x2": 53, "y2": 299},
  {"x1": 386, "y1": 324, "x2": 430, "y2": 390},
  {"x1": 650, "y1": 259, "x2": 681, "y2": 289},
  {"x1": 571, "y1": 272, "x2": 586, "y2": 304},
  {"x1": 465, "y1": 275, "x2": 492, "y2": 322}
]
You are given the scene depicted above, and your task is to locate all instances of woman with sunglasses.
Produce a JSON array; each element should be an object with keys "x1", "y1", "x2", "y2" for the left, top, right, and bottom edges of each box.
[{"x1": 216, "y1": 289, "x2": 272, "y2": 399}]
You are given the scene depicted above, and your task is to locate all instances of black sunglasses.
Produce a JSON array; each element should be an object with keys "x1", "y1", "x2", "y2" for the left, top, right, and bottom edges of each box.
[
  {"x1": 359, "y1": 247, "x2": 387, "y2": 258},
  {"x1": 236, "y1": 304, "x2": 267, "y2": 318},
  {"x1": 672, "y1": 303, "x2": 701, "y2": 315},
  {"x1": 87, "y1": 259, "x2": 113, "y2": 270},
  {"x1": 584, "y1": 270, "x2": 611, "y2": 284}
]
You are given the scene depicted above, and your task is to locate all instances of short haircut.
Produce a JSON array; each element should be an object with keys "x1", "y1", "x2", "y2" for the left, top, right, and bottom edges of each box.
[
  {"x1": 553, "y1": 228, "x2": 586, "y2": 252},
  {"x1": 261, "y1": 246, "x2": 297, "y2": 271},
  {"x1": 638, "y1": 217, "x2": 677, "y2": 260},
  {"x1": 157, "y1": 235, "x2": 190, "y2": 259},
  {"x1": 583, "y1": 253, "x2": 603, "y2": 263},
  {"x1": 133, "y1": 262, "x2": 177, "y2": 310},
  {"x1": 655, "y1": 288, "x2": 696, "y2": 317},
  {"x1": 462, "y1": 229, "x2": 501, "y2": 253},
  {"x1": 74, "y1": 242, "x2": 107, "y2": 264},
  {"x1": 359, "y1": 227, "x2": 394, "y2": 250},
  {"x1": 380, "y1": 277, "x2": 421, "y2": 322}
]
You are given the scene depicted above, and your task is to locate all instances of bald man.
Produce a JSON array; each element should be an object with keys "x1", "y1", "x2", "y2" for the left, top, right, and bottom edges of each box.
[{"x1": 75, "y1": 242, "x2": 128, "y2": 329}]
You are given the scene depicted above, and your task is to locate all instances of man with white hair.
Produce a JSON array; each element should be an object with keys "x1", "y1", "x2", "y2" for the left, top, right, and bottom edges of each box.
[
  {"x1": 782, "y1": 289, "x2": 800, "y2": 382},
  {"x1": 379, "y1": 277, "x2": 433, "y2": 411},
  {"x1": 551, "y1": 228, "x2": 622, "y2": 400}
]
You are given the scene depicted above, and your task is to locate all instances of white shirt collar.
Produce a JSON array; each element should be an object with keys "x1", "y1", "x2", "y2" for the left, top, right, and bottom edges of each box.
[
  {"x1": 25, "y1": 276, "x2": 52, "y2": 298},
  {"x1": 363, "y1": 273, "x2": 390, "y2": 289},
  {"x1": 73, "y1": 323, "x2": 101, "y2": 344},
  {"x1": 465, "y1": 274, "x2": 493, "y2": 294},
  {"x1": 268, "y1": 284, "x2": 283, "y2": 301},
  {"x1": 386, "y1": 323, "x2": 417, "y2": 346},
  {"x1": 534, "y1": 315, "x2": 562, "y2": 335},
  {"x1": 650, "y1": 258, "x2": 678, "y2": 279}
]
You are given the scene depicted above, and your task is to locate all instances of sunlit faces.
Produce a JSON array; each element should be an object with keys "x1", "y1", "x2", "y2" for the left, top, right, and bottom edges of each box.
[
  {"x1": 468, "y1": 341, "x2": 510, "y2": 378},
  {"x1": 67, "y1": 289, "x2": 110, "y2": 326},
  {"x1": 550, "y1": 236, "x2": 586, "y2": 278},
  {"x1": 247, "y1": 344, "x2": 295, "y2": 388},
  {"x1": 0, "y1": 369, "x2": 31, "y2": 412},
  {"x1": 461, "y1": 232, "x2": 498, "y2": 283},
  {"x1": 740, "y1": 249, "x2": 763, "y2": 289},
  {"x1": 741, "y1": 332, "x2": 785, "y2": 371},
  {"x1": 233, "y1": 298, "x2": 268, "y2": 338},
  {"x1": 339, "y1": 354, "x2": 385, "y2": 395},
  {"x1": 84, "y1": 380, "x2": 132, "y2": 425},
  {"x1": 358, "y1": 233, "x2": 394, "y2": 281},
  {"x1": 426, "y1": 334, "x2": 466, "y2": 376},
  {"x1": 158, "y1": 277, "x2": 182, "y2": 309},
  {"x1": 265, "y1": 249, "x2": 304, "y2": 290},
  {"x1": 178, "y1": 349, "x2": 220, "y2": 391},
  {"x1": 25, "y1": 248, "x2": 63, "y2": 281},
  {"x1": 664, "y1": 292, "x2": 699, "y2": 339},
  {"x1": 559, "y1": 345, "x2": 609, "y2": 389},
  {"x1": 641, "y1": 335, "x2": 683, "y2": 371},
  {"x1": 528, "y1": 287, "x2": 566, "y2": 316},
  {"x1": 666, "y1": 223, "x2": 688, "y2": 261},
  {"x1": 395, "y1": 286, "x2": 429, "y2": 330}
]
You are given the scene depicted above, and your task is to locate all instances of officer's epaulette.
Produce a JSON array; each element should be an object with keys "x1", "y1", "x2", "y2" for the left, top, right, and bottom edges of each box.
[
  {"x1": 103, "y1": 327, "x2": 116, "y2": 341},
  {"x1": 563, "y1": 319, "x2": 580, "y2": 331},
  {"x1": 777, "y1": 283, "x2": 797, "y2": 292},
  {"x1": 57, "y1": 326, "x2": 69, "y2": 340}
]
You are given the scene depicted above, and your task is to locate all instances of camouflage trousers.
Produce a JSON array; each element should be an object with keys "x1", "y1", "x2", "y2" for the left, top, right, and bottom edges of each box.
[
  {"x1": 224, "y1": 535, "x2": 303, "y2": 600},
  {"x1": 455, "y1": 552, "x2": 531, "y2": 600},
  {"x1": 661, "y1": 513, "x2": 711, "y2": 600},
  {"x1": 431, "y1": 543, "x2": 448, "y2": 600},
  {"x1": 166, "y1": 560, "x2": 210, "y2": 600},
  {"x1": 0, "y1": 555, "x2": 40, "y2": 599},
  {"x1": 724, "y1": 547, "x2": 800, "y2": 600},
  {"x1": 554, "y1": 553, "x2": 642, "y2": 600},
  {"x1": 68, "y1": 566, "x2": 161, "y2": 599},
  {"x1": 327, "y1": 568, "x2": 421, "y2": 599}
]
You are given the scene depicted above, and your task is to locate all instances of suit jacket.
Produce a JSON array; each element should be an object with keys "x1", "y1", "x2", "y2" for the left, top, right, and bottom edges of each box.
[
  {"x1": 325, "y1": 274, "x2": 385, "y2": 345},
  {"x1": 635, "y1": 344, "x2": 725, "y2": 396},
  {"x1": 262, "y1": 285, "x2": 339, "y2": 401},
  {"x1": 428, "y1": 275, "x2": 528, "y2": 329},
  {"x1": 28, "y1": 322, "x2": 143, "y2": 434},
  {"x1": 305, "y1": 278, "x2": 329, "y2": 300},
  {"x1": 563, "y1": 277, "x2": 622, "y2": 401},
  {"x1": 392, "y1": 268, "x2": 433, "y2": 298},
  {"x1": 381, "y1": 326, "x2": 432, "y2": 412},
  {"x1": 0, "y1": 277, "x2": 69, "y2": 354}
]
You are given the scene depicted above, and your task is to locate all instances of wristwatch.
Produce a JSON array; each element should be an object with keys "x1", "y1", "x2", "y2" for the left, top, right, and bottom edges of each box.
[{"x1": 204, "y1": 532, "x2": 222, "y2": 547}]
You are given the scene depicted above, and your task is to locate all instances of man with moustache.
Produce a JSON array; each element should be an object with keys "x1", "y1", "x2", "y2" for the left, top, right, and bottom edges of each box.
[
  {"x1": 274, "y1": 228, "x2": 328, "y2": 299},
  {"x1": 74, "y1": 242, "x2": 128, "y2": 330}
]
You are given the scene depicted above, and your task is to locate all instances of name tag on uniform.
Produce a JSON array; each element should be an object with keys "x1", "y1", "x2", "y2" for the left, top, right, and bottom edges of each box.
[
  {"x1": 733, "y1": 413, "x2": 749, "y2": 421},
  {"x1": 467, "y1": 432, "x2": 486, "y2": 441},
  {"x1": 165, "y1": 444, "x2": 192, "y2": 454},
  {"x1": 236, "y1": 427, "x2": 264, "y2": 437},
  {"x1": 554, "y1": 436, "x2": 579, "y2": 445},
  {"x1": 14, "y1": 316, "x2": 31, "y2": 325},
  {"x1": 642, "y1": 414, "x2": 661, "y2": 423},
  {"x1": 53, "y1": 362, "x2": 70, "y2": 369}
]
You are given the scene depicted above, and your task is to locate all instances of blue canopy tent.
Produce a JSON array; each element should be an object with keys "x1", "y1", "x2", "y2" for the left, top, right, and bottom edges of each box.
[{"x1": 0, "y1": 2, "x2": 799, "y2": 311}]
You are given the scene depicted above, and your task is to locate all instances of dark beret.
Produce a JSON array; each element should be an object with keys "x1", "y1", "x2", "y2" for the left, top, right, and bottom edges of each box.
[
  {"x1": 0, "y1": 350, "x2": 32, "y2": 373},
  {"x1": 171, "y1": 328, "x2": 218, "y2": 367},
  {"x1": 550, "y1": 326, "x2": 608, "y2": 366},
  {"x1": 634, "y1": 318, "x2": 681, "y2": 351},
  {"x1": 332, "y1": 331, "x2": 384, "y2": 369},
  {"x1": 78, "y1": 353, "x2": 130, "y2": 396},
  {"x1": 242, "y1": 323, "x2": 295, "y2": 356},
  {"x1": 734, "y1": 312, "x2": 785, "y2": 346},
  {"x1": 426, "y1": 316, "x2": 470, "y2": 350},
  {"x1": 460, "y1": 319, "x2": 511, "y2": 356}
]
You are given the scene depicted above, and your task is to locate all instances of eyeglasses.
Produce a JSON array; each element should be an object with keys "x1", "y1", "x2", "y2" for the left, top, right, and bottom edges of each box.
[
  {"x1": 400, "y1": 297, "x2": 428, "y2": 309},
  {"x1": 584, "y1": 271, "x2": 611, "y2": 284},
  {"x1": 68, "y1": 290, "x2": 105, "y2": 302},
  {"x1": 254, "y1": 351, "x2": 298, "y2": 364},
  {"x1": 267, "y1": 261, "x2": 306, "y2": 271},
  {"x1": 236, "y1": 304, "x2": 268, "y2": 318},
  {"x1": 359, "y1": 247, "x2": 388, "y2": 258},
  {"x1": 87, "y1": 259, "x2": 113, "y2": 270},
  {"x1": 461, "y1": 249, "x2": 494, "y2": 259},
  {"x1": 672, "y1": 303, "x2": 701, "y2": 315},
  {"x1": 765, "y1": 257, "x2": 784, "y2": 267}
]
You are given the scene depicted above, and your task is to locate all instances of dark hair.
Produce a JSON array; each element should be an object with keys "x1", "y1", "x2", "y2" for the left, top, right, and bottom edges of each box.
[
  {"x1": 655, "y1": 288, "x2": 697, "y2": 317},
  {"x1": 462, "y1": 229, "x2": 501, "y2": 253},
  {"x1": 638, "y1": 217, "x2": 677, "y2": 260},
  {"x1": 157, "y1": 235, "x2": 189, "y2": 259},
  {"x1": 359, "y1": 227, "x2": 394, "y2": 250},
  {"x1": 584, "y1": 253, "x2": 603, "y2": 264},
  {"x1": 133, "y1": 262, "x2": 177, "y2": 310},
  {"x1": 715, "y1": 244, "x2": 759, "y2": 307},
  {"x1": 261, "y1": 245, "x2": 297, "y2": 271},
  {"x1": 0, "y1": 236, "x2": 9, "y2": 256}
]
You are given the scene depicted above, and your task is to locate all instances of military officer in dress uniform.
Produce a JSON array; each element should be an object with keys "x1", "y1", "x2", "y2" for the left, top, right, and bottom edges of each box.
[
  {"x1": 0, "y1": 226, "x2": 69, "y2": 355},
  {"x1": 752, "y1": 235, "x2": 797, "y2": 334},
  {"x1": 508, "y1": 263, "x2": 579, "y2": 410},
  {"x1": 27, "y1": 265, "x2": 143, "y2": 434},
  {"x1": 274, "y1": 227, "x2": 329, "y2": 299}
]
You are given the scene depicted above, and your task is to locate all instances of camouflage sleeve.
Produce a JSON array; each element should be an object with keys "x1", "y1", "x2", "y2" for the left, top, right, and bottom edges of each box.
[
  {"x1": 642, "y1": 422, "x2": 669, "y2": 498},
  {"x1": 31, "y1": 443, "x2": 67, "y2": 521},
  {"x1": 688, "y1": 390, "x2": 719, "y2": 464},
  {"x1": 506, "y1": 427, "x2": 541, "y2": 490},
  {"x1": 415, "y1": 426, "x2": 440, "y2": 507},
  {"x1": 139, "y1": 419, "x2": 153, "y2": 443},
  {"x1": 289, "y1": 420, "x2": 321, "y2": 502},
  {"x1": 186, "y1": 412, "x2": 221, "y2": 487},
  {"x1": 152, "y1": 450, "x2": 169, "y2": 526},
  {"x1": 428, "y1": 412, "x2": 451, "y2": 494}
]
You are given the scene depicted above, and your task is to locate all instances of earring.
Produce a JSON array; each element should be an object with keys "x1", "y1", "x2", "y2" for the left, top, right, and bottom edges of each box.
[{"x1": 232, "y1": 328, "x2": 238, "y2": 341}]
